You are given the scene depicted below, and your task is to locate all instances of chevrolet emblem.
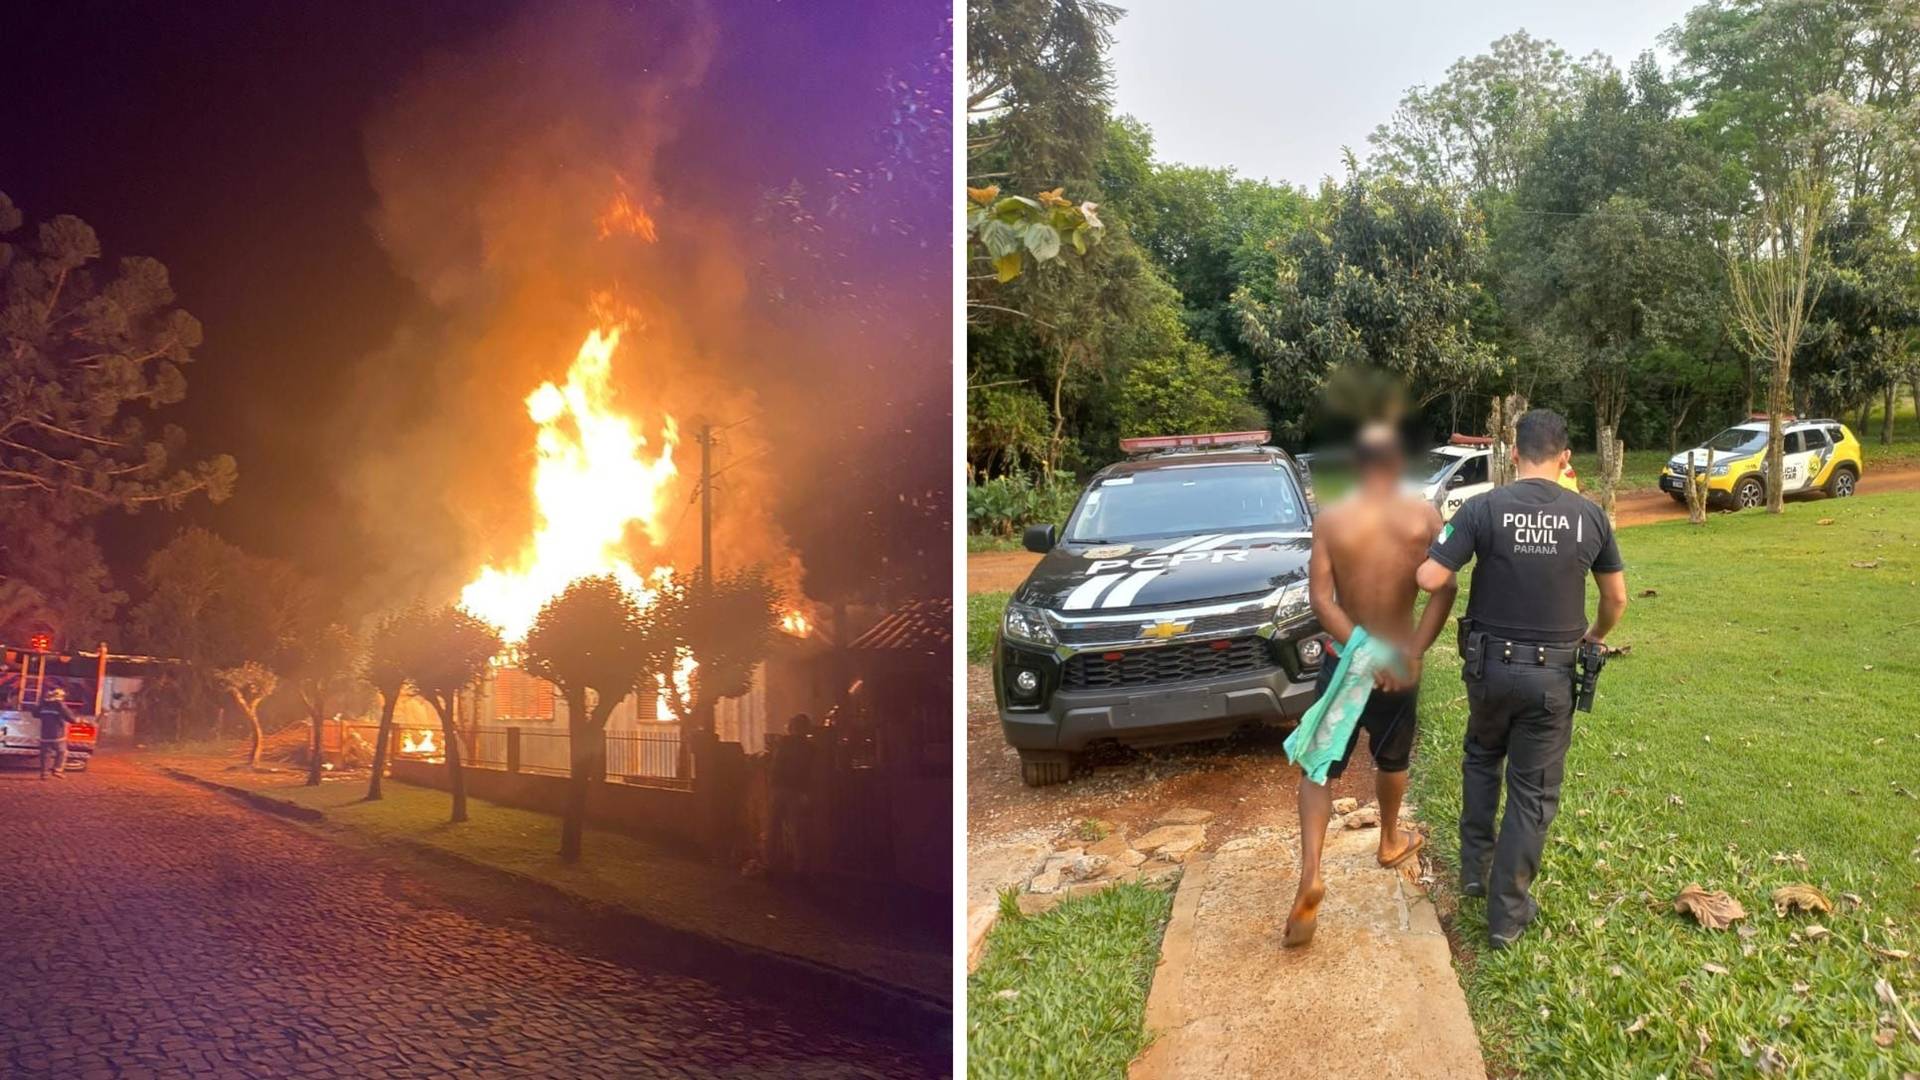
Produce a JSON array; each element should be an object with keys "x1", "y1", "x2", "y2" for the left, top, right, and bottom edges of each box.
[{"x1": 1139, "y1": 620, "x2": 1191, "y2": 641}]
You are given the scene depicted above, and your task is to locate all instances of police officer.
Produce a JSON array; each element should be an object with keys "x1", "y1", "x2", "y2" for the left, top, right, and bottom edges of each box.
[{"x1": 1416, "y1": 409, "x2": 1628, "y2": 949}]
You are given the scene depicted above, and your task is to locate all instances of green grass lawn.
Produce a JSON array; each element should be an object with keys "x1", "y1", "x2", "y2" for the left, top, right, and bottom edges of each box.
[
  {"x1": 1411, "y1": 491, "x2": 1920, "y2": 1077},
  {"x1": 967, "y1": 884, "x2": 1175, "y2": 1079},
  {"x1": 971, "y1": 590, "x2": 1011, "y2": 664}
]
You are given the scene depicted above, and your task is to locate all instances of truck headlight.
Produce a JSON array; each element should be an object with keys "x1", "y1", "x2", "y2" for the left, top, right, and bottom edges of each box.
[
  {"x1": 1272, "y1": 580, "x2": 1311, "y2": 626},
  {"x1": 1002, "y1": 601, "x2": 1056, "y2": 647},
  {"x1": 1710, "y1": 461, "x2": 1732, "y2": 476}
]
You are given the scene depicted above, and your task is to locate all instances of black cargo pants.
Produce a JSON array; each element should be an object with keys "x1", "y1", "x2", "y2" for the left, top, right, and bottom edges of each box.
[{"x1": 1459, "y1": 655, "x2": 1575, "y2": 940}]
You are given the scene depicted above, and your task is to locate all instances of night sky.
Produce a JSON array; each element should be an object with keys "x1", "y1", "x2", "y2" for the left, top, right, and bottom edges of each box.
[{"x1": 2, "y1": 0, "x2": 951, "y2": 611}]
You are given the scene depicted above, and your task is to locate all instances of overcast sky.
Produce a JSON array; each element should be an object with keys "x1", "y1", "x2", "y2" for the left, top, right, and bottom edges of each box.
[{"x1": 1109, "y1": 0, "x2": 1702, "y2": 186}]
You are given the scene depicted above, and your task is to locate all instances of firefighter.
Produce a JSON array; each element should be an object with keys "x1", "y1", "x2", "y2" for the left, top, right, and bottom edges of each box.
[
  {"x1": 1415, "y1": 409, "x2": 1629, "y2": 949},
  {"x1": 36, "y1": 685, "x2": 72, "y2": 780}
]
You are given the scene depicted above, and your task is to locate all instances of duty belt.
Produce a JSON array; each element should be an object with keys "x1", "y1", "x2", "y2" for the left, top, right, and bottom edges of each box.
[{"x1": 1481, "y1": 637, "x2": 1579, "y2": 668}]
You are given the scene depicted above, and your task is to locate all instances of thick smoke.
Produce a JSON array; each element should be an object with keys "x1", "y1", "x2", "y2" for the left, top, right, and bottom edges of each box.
[{"x1": 334, "y1": 0, "x2": 822, "y2": 617}]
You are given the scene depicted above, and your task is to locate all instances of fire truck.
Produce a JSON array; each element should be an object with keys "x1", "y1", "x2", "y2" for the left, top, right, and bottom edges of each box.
[{"x1": 0, "y1": 635, "x2": 106, "y2": 770}]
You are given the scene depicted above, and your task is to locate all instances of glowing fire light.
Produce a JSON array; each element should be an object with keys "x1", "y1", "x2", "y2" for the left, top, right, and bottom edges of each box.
[
  {"x1": 460, "y1": 326, "x2": 678, "y2": 642},
  {"x1": 780, "y1": 610, "x2": 811, "y2": 637},
  {"x1": 400, "y1": 729, "x2": 438, "y2": 756}
]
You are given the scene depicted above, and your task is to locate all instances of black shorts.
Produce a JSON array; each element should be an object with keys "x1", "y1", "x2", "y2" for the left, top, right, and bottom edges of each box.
[{"x1": 1312, "y1": 661, "x2": 1418, "y2": 778}]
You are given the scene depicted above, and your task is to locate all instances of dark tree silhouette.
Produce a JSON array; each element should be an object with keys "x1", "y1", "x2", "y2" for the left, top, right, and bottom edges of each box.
[
  {"x1": 403, "y1": 606, "x2": 501, "y2": 824},
  {"x1": 362, "y1": 605, "x2": 428, "y2": 802},
  {"x1": 520, "y1": 575, "x2": 671, "y2": 863}
]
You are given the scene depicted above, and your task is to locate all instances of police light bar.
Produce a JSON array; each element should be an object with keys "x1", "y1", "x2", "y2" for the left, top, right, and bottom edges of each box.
[
  {"x1": 1748, "y1": 412, "x2": 1797, "y2": 423},
  {"x1": 1448, "y1": 434, "x2": 1493, "y2": 447},
  {"x1": 1118, "y1": 430, "x2": 1269, "y2": 455}
]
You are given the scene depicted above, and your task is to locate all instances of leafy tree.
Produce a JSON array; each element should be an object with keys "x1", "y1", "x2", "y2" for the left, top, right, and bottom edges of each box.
[
  {"x1": 966, "y1": 379, "x2": 1052, "y2": 479},
  {"x1": 1801, "y1": 204, "x2": 1920, "y2": 438},
  {"x1": 1670, "y1": 0, "x2": 1920, "y2": 221},
  {"x1": 968, "y1": 0, "x2": 1121, "y2": 189},
  {"x1": 1234, "y1": 172, "x2": 1500, "y2": 439},
  {"x1": 654, "y1": 567, "x2": 783, "y2": 737},
  {"x1": 1728, "y1": 170, "x2": 1830, "y2": 514},
  {"x1": 966, "y1": 184, "x2": 1104, "y2": 291},
  {"x1": 402, "y1": 606, "x2": 501, "y2": 824},
  {"x1": 1495, "y1": 63, "x2": 1732, "y2": 505},
  {"x1": 362, "y1": 605, "x2": 428, "y2": 802},
  {"x1": 127, "y1": 528, "x2": 315, "y2": 754},
  {"x1": 288, "y1": 622, "x2": 363, "y2": 787},
  {"x1": 1126, "y1": 150, "x2": 1307, "y2": 397},
  {"x1": 0, "y1": 517, "x2": 123, "y2": 646},
  {"x1": 520, "y1": 576, "x2": 672, "y2": 863},
  {"x1": 1368, "y1": 30, "x2": 1607, "y2": 198},
  {"x1": 1115, "y1": 345, "x2": 1264, "y2": 438},
  {"x1": 213, "y1": 662, "x2": 278, "y2": 769},
  {"x1": 0, "y1": 193, "x2": 236, "y2": 513}
]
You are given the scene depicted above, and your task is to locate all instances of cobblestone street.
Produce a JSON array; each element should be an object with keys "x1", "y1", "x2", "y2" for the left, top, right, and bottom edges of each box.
[{"x1": 0, "y1": 758, "x2": 940, "y2": 1079}]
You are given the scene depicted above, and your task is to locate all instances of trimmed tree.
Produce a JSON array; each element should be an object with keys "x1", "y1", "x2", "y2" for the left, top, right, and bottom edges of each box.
[
  {"x1": 289, "y1": 622, "x2": 363, "y2": 787},
  {"x1": 520, "y1": 576, "x2": 670, "y2": 863},
  {"x1": 655, "y1": 567, "x2": 784, "y2": 738},
  {"x1": 1728, "y1": 170, "x2": 1829, "y2": 515},
  {"x1": 362, "y1": 606, "x2": 427, "y2": 802},
  {"x1": 213, "y1": 662, "x2": 278, "y2": 769},
  {"x1": 403, "y1": 607, "x2": 501, "y2": 824}
]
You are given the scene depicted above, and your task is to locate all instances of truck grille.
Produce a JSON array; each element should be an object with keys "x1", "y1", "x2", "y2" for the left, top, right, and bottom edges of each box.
[
  {"x1": 1054, "y1": 609, "x2": 1272, "y2": 646},
  {"x1": 1063, "y1": 637, "x2": 1275, "y2": 691}
]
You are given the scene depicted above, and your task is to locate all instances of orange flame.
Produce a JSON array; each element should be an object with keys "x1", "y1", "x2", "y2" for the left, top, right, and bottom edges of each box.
[
  {"x1": 780, "y1": 610, "x2": 811, "y2": 637},
  {"x1": 596, "y1": 188, "x2": 658, "y2": 242},
  {"x1": 461, "y1": 326, "x2": 678, "y2": 641}
]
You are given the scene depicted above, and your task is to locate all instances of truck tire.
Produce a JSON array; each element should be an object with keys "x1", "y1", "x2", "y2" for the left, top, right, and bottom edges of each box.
[
  {"x1": 1826, "y1": 466, "x2": 1857, "y2": 498},
  {"x1": 1019, "y1": 750, "x2": 1074, "y2": 787},
  {"x1": 1734, "y1": 476, "x2": 1765, "y2": 510}
]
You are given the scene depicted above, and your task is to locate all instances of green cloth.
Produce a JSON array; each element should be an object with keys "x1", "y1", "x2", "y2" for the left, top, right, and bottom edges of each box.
[{"x1": 1284, "y1": 626, "x2": 1403, "y2": 785}]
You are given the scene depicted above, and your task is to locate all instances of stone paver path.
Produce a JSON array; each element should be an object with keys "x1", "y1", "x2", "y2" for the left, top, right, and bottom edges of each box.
[
  {"x1": 0, "y1": 758, "x2": 937, "y2": 1078},
  {"x1": 1130, "y1": 822, "x2": 1484, "y2": 1080}
]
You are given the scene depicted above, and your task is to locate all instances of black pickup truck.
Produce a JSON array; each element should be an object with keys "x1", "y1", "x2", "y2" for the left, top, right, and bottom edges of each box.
[{"x1": 991, "y1": 433, "x2": 1328, "y2": 785}]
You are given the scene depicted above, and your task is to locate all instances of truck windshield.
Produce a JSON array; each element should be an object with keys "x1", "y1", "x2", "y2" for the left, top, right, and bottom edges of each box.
[
  {"x1": 1418, "y1": 452, "x2": 1460, "y2": 483},
  {"x1": 1063, "y1": 463, "x2": 1308, "y2": 543},
  {"x1": 1704, "y1": 428, "x2": 1768, "y2": 454}
]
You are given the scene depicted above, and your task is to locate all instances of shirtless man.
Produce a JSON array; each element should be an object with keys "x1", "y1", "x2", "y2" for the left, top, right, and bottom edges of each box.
[{"x1": 1285, "y1": 425, "x2": 1457, "y2": 946}]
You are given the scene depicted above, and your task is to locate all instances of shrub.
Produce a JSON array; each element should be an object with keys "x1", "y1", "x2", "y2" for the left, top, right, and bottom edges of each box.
[{"x1": 966, "y1": 473, "x2": 1080, "y2": 537}]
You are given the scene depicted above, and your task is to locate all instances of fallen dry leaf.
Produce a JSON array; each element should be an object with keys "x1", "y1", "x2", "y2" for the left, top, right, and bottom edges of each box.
[
  {"x1": 1805, "y1": 924, "x2": 1832, "y2": 941},
  {"x1": 1773, "y1": 884, "x2": 1833, "y2": 917},
  {"x1": 1817, "y1": 517, "x2": 1835, "y2": 525},
  {"x1": 1842, "y1": 892, "x2": 1865, "y2": 908},
  {"x1": 1871, "y1": 945, "x2": 1912, "y2": 961},
  {"x1": 1639, "y1": 588, "x2": 1659, "y2": 597},
  {"x1": 1876, "y1": 1028, "x2": 1898, "y2": 1048},
  {"x1": 1675, "y1": 884, "x2": 1748, "y2": 930},
  {"x1": 1626, "y1": 1014, "x2": 1649, "y2": 1035},
  {"x1": 1704, "y1": 962, "x2": 1731, "y2": 976},
  {"x1": 1852, "y1": 559, "x2": 1883, "y2": 569}
]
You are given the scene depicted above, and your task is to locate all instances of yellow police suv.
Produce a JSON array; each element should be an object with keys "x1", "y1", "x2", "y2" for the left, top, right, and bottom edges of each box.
[{"x1": 1661, "y1": 416, "x2": 1862, "y2": 510}]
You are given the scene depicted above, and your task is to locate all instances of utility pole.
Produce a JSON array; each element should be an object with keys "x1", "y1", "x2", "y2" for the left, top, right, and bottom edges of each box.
[{"x1": 696, "y1": 421, "x2": 714, "y2": 596}]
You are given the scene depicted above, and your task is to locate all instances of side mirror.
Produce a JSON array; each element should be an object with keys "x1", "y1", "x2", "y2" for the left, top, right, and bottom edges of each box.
[
  {"x1": 1446, "y1": 472, "x2": 1466, "y2": 488},
  {"x1": 1022, "y1": 523, "x2": 1057, "y2": 554}
]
